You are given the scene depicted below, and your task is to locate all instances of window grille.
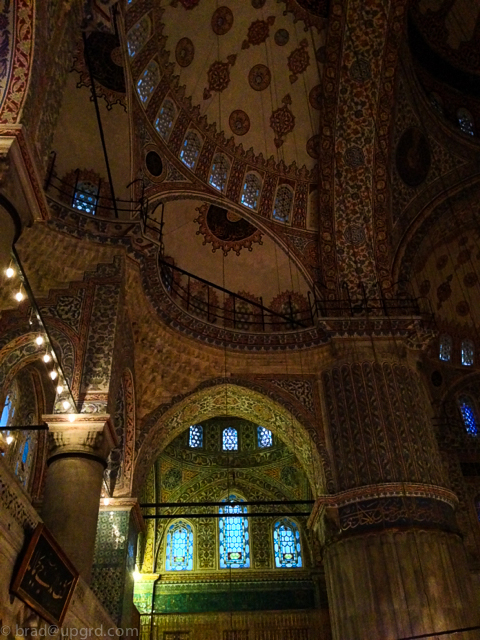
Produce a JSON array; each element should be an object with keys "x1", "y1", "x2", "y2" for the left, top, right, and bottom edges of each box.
[
  {"x1": 219, "y1": 496, "x2": 250, "y2": 568},
  {"x1": 73, "y1": 181, "x2": 99, "y2": 215},
  {"x1": 273, "y1": 518, "x2": 302, "y2": 568},
  {"x1": 209, "y1": 155, "x2": 229, "y2": 192},
  {"x1": 165, "y1": 521, "x2": 193, "y2": 571},
  {"x1": 189, "y1": 425, "x2": 203, "y2": 448},
  {"x1": 155, "y1": 100, "x2": 176, "y2": 140},
  {"x1": 461, "y1": 339, "x2": 474, "y2": 366},
  {"x1": 241, "y1": 173, "x2": 261, "y2": 210},
  {"x1": 222, "y1": 427, "x2": 238, "y2": 451},
  {"x1": 257, "y1": 426, "x2": 273, "y2": 448},
  {"x1": 439, "y1": 335, "x2": 452, "y2": 362},
  {"x1": 137, "y1": 61, "x2": 160, "y2": 104},
  {"x1": 457, "y1": 108, "x2": 475, "y2": 136},
  {"x1": 180, "y1": 131, "x2": 202, "y2": 169},
  {"x1": 273, "y1": 185, "x2": 293, "y2": 223},
  {"x1": 127, "y1": 16, "x2": 151, "y2": 58}
]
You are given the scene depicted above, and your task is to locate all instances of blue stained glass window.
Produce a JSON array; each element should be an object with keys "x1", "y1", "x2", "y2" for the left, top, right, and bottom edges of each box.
[
  {"x1": 241, "y1": 173, "x2": 261, "y2": 209},
  {"x1": 219, "y1": 495, "x2": 250, "y2": 568},
  {"x1": 222, "y1": 427, "x2": 238, "y2": 451},
  {"x1": 459, "y1": 397, "x2": 478, "y2": 436},
  {"x1": 257, "y1": 426, "x2": 272, "y2": 448},
  {"x1": 189, "y1": 425, "x2": 203, "y2": 448},
  {"x1": 73, "y1": 181, "x2": 99, "y2": 215},
  {"x1": 180, "y1": 131, "x2": 202, "y2": 169},
  {"x1": 0, "y1": 395, "x2": 12, "y2": 427},
  {"x1": 137, "y1": 61, "x2": 160, "y2": 104},
  {"x1": 274, "y1": 518, "x2": 302, "y2": 568},
  {"x1": 209, "y1": 155, "x2": 229, "y2": 192},
  {"x1": 165, "y1": 521, "x2": 193, "y2": 571}
]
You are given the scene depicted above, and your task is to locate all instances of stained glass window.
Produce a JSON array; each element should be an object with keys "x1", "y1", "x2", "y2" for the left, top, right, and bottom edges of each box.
[
  {"x1": 180, "y1": 131, "x2": 202, "y2": 169},
  {"x1": 241, "y1": 173, "x2": 261, "y2": 210},
  {"x1": 189, "y1": 425, "x2": 203, "y2": 448},
  {"x1": 0, "y1": 394, "x2": 13, "y2": 427},
  {"x1": 273, "y1": 518, "x2": 302, "y2": 568},
  {"x1": 458, "y1": 397, "x2": 478, "y2": 436},
  {"x1": 73, "y1": 181, "x2": 99, "y2": 215},
  {"x1": 223, "y1": 427, "x2": 238, "y2": 451},
  {"x1": 137, "y1": 61, "x2": 160, "y2": 104},
  {"x1": 461, "y1": 339, "x2": 474, "y2": 366},
  {"x1": 155, "y1": 100, "x2": 176, "y2": 140},
  {"x1": 209, "y1": 155, "x2": 229, "y2": 192},
  {"x1": 257, "y1": 426, "x2": 272, "y2": 448},
  {"x1": 273, "y1": 185, "x2": 293, "y2": 223},
  {"x1": 165, "y1": 520, "x2": 193, "y2": 571},
  {"x1": 127, "y1": 16, "x2": 151, "y2": 58},
  {"x1": 15, "y1": 436, "x2": 32, "y2": 487},
  {"x1": 219, "y1": 495, "x2": 250, "y2": 568},
  {"x1": 458, "y1": 108, "x2": 475, "y2": 136},
  {"x1": 439, "y1": 335, "x2": 452, "y2": 362}
]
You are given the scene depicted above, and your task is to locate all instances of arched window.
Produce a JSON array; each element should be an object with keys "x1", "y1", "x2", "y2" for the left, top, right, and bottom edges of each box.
[
  {"x1": 137, "y1": 61, "x2": 160, "y2": 104},
  {"x1": 273, "y1": 518, "x2": 302, "y2": 568},
  {"x1": 189, "y1": 424, "x2": 203, "y2": 448},
  {"x1": 180, "y1": 131, "x2": 202, "y2": 169},
  {"x1": 439, "y1": 335, "x2": 452, "y2": 362},
  {"x1": 429, "y1": 93, "x2": 443, "y2": 116},
  {"x1": 73, "y1": 181, "x2": 99, "y2": 215},
  {"x1": 0, "y1": 393, "x2": 14, "y2": 427},
  {"x1": 457, "y1": 108, "x2": 475, "y2": 136},
  {"x1": 273, "y1": 185, "x2": 293, "y2": 223},
  {"x1": 241, "y1": 173, "x2": 261, "y2": 210},
  {"x1": 209, "y1": 155, "x2": 230, "y2": 192},
  {"x1": 15, "y1": 435, "x2": 33, "y2": 487},
  {"x1": 222, "y1": 427, "x2": 238, "y2": 451},
  {"x1": 219, "y1": 495, "x2": 250, "y2": 568},
  {"x1": 458, "y1": 396, "x2": 478, "y2": 436},
  {"x1": 127, "y1": 15, "x2": 151, "y2": 58},
  {"x1": 155, "y1": 100, "x2": 176, "y2": 140},
  {"x1": 257, "y1": 426, "x2": 272, "y2": 448},
  {"x1": 165, "y1": 520, "x2": 193, "y2": 571},
  {"x1": 461, "y1": 339, "x2": 474, "y2": 366}
]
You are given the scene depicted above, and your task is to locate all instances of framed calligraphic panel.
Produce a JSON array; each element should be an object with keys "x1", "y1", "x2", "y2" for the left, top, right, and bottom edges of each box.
[{"x1": 11, "y1": 523, "x2": 79, "y2": 625}]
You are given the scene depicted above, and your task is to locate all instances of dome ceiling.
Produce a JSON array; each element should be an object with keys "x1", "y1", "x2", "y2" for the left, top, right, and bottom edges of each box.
[{"x1": 127, "y1": 0, "x2": 326, "y2": 175}]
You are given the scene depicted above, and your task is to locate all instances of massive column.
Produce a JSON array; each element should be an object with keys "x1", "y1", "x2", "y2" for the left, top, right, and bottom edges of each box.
[
  {"x1": 316, "y1": 350, "x2": 480, "y2": 639},
  {"x1": 41, "y1": 414, "x2": 118, "y2": 581}
]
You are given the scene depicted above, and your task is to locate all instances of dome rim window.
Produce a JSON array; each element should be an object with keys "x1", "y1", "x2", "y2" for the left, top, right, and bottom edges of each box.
[
  {"x1": 155, "y1": 99, "x2": 176, "y2": 141},
  {"x1": 188, "y1": 424, "x2": 203, "y2": 448},
  {"x1": 457, "y1": 108, "x2": 475, "y2": 137},
  {"x1": 461, "y1": 339, "x2": 475, "y2": 367},
  {"x1": 439, "y1": 334, "x2": 452, "y2": 362},
  {"x1": 180, "y1": 130, "x2": 202, "y2": 170},
  {"x1": 458, "y1": 395, "x2": 478, "y2": 436},
  {"x1": 240, "y1": 172, "x2": 262, "y2": 211},
  {"x1": 137, "y1": 60, "x2": 160, "y2": 106},
  {"x1": 273, "y1": 184, "x2": 293, "y2": 224},
  {"x1": 209, "y1": 154, "x2": 230, "y2": 193},
  {"x1": 222, "y1": 426, "x2": 238, "y2": 451}
]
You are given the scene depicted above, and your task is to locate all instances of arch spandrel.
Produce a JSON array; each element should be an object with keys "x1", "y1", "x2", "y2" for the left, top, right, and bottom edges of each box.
[{"x1": 133, "y1": 384, "x2": 328, "y2": 497}]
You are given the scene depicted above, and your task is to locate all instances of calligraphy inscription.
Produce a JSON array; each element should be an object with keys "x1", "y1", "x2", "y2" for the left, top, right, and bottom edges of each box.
[{"x1": 11, "y1": 524, "x2": 79, "y2": 626}]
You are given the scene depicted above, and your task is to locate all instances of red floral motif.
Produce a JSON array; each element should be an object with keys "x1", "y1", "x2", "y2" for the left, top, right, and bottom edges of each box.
[
  {"x1": 270, "y1": 94, "x2": 295, "y2": 148},
  {"x1": 288, "y1": 39, "x2": 310, "y2": 83},
  {"x1": 242, "y1": 16, "x2": 275, "y2": 49},
  {"x1": 436, "y1": 274, "x2": 453, "y2": 310},
  {"x1": 203, "y1": 55, "x2": 236, "y2": 100}
]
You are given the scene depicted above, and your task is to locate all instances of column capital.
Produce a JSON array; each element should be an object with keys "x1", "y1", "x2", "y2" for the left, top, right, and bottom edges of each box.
[
  {"x1": 100, "y1": 497, "x2": 146, "y2": 534},
  {"x1": 42, "y1": 414, "x2": 118, "y2": 463}
]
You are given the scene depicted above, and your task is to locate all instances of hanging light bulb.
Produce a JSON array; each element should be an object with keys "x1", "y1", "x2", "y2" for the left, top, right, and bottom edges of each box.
[
  {"x1": 56, "y1": 385, "x2": 64, "y2": 394},
  {"x1": 35, "y1": 335, "x2": 44, "y2": 345},
  {"x1": 68, "y1": 414, "x2": 75, "y2": 422},
  {"x1": 50, "y1": 370, "x2": 58, "y2": 380},
  {"x1": 6, "y1": 435, "x2": 14, "y2": 445},
  {"x1": 15, "y1": 290, "x2": 24, "y2": 302},
  {"x1": 6, "y1": 267, "x2": 14, "y2": 278},
  {"x1": 103, "y1": 497, "x2": 110, "y2": 506},
  {"x1": 62, "y1": 400, "x2": 70, "y2": 410},
  {"x1": 43, "y1": 353, "x2": 51, "y2": 363}
]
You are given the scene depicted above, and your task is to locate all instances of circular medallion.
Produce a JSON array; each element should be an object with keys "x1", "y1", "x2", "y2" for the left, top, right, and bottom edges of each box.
[
  {"x1": 274, "y1": 28, "x2": 289, "y2": 46},
  {"x1": 145, "y1": 151, "x2": 163, "y2": 177},
  {"x1": 248, "y1": 64, "x2": 271, "y2": 91},
  {"x1": 229, "y1": 110, "x2": 250, "y2": 136},
  {"x1": 464, "y1": 272, "x2": 478, "y2": 287},
  {"x1": 456, "y1": 301, "x2": 470, "y2": 317},
  {"x1": 251, "y1": 0, "x2": 266, "y2": 6},
  {"x1": 110, "y1": 46, "x2": 123, "y2": 67},
  {"x1": 396, "y1": 127, "x2": 431, "y2": 187},
  {"x1": 211, "y1": 6, "x2": 234, "y2": 35},
  {"x1": 344, "y1": 224, "x2": 366, "y2": 246},
  {"x1": 306, "y1": 134, "x2": 320, "y2": 159},
  {"x1": 175, "y1": 37, "x2": 195, "y2": 67},
  {"x1": 207, "y1": 205, "x2": 258, "y2": 242},
  {"x1": 309, "y1": 84, "x2": 321, "y2": 110}
]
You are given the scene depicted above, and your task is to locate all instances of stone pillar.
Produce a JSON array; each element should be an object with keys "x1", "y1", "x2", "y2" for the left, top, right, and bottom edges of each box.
[
  {"x1": 0, "y1": 204, "x2": 16, "y2": 273},
  {"x1": 41, "y1": 414, "x2": 118, "y2": 581},
  {"x1": 90, "y1": 499, "x2": 145, "y2": 628},
  {"x1": 317, "y1": 357, "x2": 480, "y2": 639}
]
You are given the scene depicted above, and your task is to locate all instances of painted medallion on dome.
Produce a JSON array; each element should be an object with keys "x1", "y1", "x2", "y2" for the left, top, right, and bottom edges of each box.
[{"x1": 194, "y1": 203, "x2": 263, "y2": 255}]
